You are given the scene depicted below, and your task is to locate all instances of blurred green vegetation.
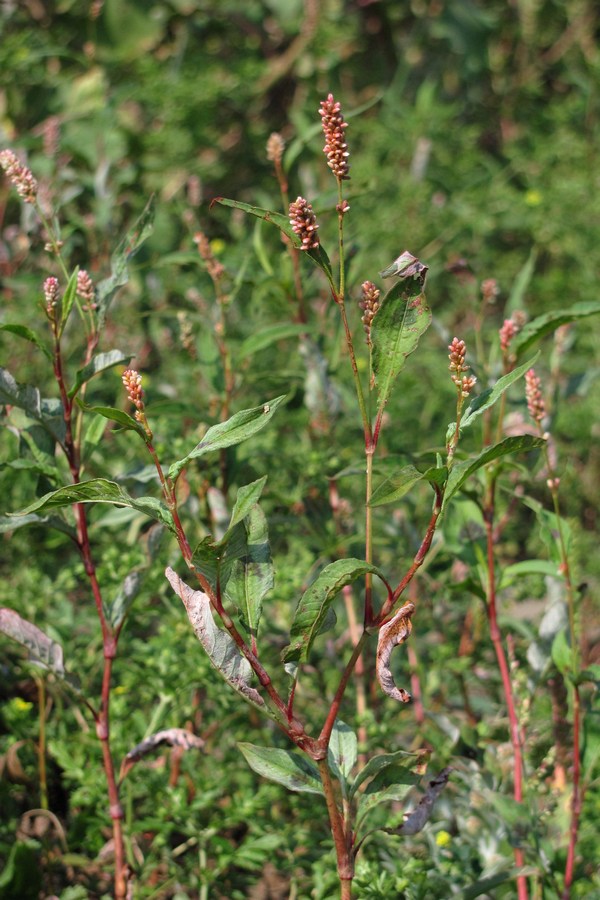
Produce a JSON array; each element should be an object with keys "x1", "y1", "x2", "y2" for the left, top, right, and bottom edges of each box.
[{"x1": 1, "y1": 1, "x2": 599, "y2": 897}]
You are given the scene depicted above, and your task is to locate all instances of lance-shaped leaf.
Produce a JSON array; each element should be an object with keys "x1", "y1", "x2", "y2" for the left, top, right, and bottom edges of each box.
[
  {"x1": 371, "y1": 274, "x2": 431, "y2": 413},
  {"x1": 76, "y1": 400, "x2": 146, "y2": 437},
  {"x1": 513, "y1": 300, "x2": 600, "y2": 357},
  {"x1": 282, "y1": 559, "x2": 386, "y2": 664},
  {"x1": 0, "y1": 368, "x2": 65, "y2": 446},
  {"x1": 442, "y1": 435, "x2": 546, "y2": 510},
  {"x1": 168, "y1": 396, "x2": 286, "y2": 481},
  {"x1": 225, "y1": 476, "x2": 267, "y2": 536},
  {"x1": 376, "y1": 602, "x2": 415, "y2": 703},
  {"x1": 58, "y1": 268, "x2": 79, "y2": 335},
  {"x1": 226, "y1": 505, "x2": 273, "y2": 640},
  {"x1": 0, "y1": 512, "x2": 76, "y2": 538},
  {"x1": 381, "y1": 767, "x2": 451, "y2": 836},
  {"x1": 0, "y1": 324, "x2": 52, "y2": 361},
  {"x1": 68, "y1": 350, "x2": 132, "y2": 399},
  {"x1": 357, "y1": 778, "x2": 420, "y2": 823},
  {"x1": 120, "y1": 728, "x2": 205, "y2": 781},
  {"x1": 369, "y1": 465, "x2": 426, "y2": 508},
  {"x1": 96, "y1": 196, "x2": 155, "y2": 329},
  {"x1": 165, "y1": 567, "x2": 265, "y2": 711},
  {"x1": 238, "y1": 742, "x2": 323, "y2": 795},
  {"x1": 9, "y1": 478, "x2": 175, "y2": 531},
  {"x1": 105, "y1": 570, "x2": 143, "y2": 630},
  {"x1": 446, "y1": 354, "x2": 539, "y2": 444},
  {"x1": 239, "y1": 323, "x2": 311, "y2": 360},
  {"x1": 350, "y1": 749, "x2": 423, "y2": 799},
  {"x1": 214, "y1": 197, "x2": 333, "y2": 283},
  {"x1": 328, "y1": 720, "x2": 357, "y2": 787}
]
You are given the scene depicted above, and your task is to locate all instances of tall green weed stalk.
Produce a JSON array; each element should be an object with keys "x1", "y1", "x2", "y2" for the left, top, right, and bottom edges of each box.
[{"x1": 0, "y1": 95, "x2": 598, "y2": 900}]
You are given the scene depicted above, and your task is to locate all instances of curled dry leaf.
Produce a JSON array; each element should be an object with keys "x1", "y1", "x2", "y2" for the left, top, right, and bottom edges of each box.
[
  {"x1": 376, "y1": 602, "x2": 415, "y2": 703},
  {"x1": 120, "y1": 728, "x2": 205, "y2": 781},
  {"x1": 385, "y1": 767, "x2": 451, "y2": 836}
]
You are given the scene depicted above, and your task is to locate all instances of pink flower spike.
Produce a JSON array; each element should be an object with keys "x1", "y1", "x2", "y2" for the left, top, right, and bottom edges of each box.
[
  {"x1": 319, "y1": 93, "x2": 350, "y2": 181},
  {"x1": 0, "y1": 149, "x2": 38, "y2": 204},
  {"x1": 289, "y1": 197, "x2": 320, "y2": 250},
  {"x1": 525, "y1": 368, "x2": 546, "y2": 423}
]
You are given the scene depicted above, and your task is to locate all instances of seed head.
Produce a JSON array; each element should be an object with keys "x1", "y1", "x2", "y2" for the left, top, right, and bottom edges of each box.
[
  {"x1": 525, "y1": 368, "x2": 546, "y2": 424},
  {"x1": 319, "y1": 93, "x2": 350, "y2": 181},
  {"x1": 193, "y1": 231, "x2": 225, "y2": 281},
  {"x1": 0, "y1": 149, "x2": 38, "y2": 204},
  {"x1": 289, "y1": 196, "x2": 320, "y2": 250},
  {"x1": 359, "y1": 281, "x2": 380, "y2": 345}
]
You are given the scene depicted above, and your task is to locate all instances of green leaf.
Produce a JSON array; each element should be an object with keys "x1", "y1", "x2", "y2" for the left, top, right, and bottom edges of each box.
[
  {"x1": 237, "y1": 742, "x2": 323, "y2": 795},
  {"x1": 225, "y1": 505, "x2": 273, "y2": 640},
  {"x1": 461, "y1": 869, "x2": 538, "y2": 900},
  {"x1": 239, "y1": 323, "x2": 310, "y2": 360},
  {"x1": 105, "y1": 570, "x2": 143, "y2": 630},
  {"x1": 68, "y1": 350, "x2": 132, "y2": 399},
  {"x1": 351, "y1": 749, "x2": 422, "y2": 799},
  {"x1": 0, "y1": 512, "x2": 76, "y2": 537},
  {"x1": 10, "y1": 479, "x2": 175, "y2": 531},
  {"x1": 446, "y1": 355, "x2": 539, "y2": 444},
  {"x1": 81, "y1": 414, "x2": 109, "y2": 461},
  {"x1": 506, "y1": 248, "x2": 537, "y2": 314},
  {"x1": 328, "y1": 720, "x2": 358, "y2": 786},
  {"x1": 551, "y1": 628, "x2": 572, "y2": 675},
  {"x1": 168, "y1": 396, "x2": 286, "y2": 480},
  {"x1": 214, "y1": 197, "x2": 333, "y2": 283},
  {"x1": 443, "y1": 435, "x2": 546, "y2": 510},
  {"x1": 0, "y1": 367, "x2": 66, "y2": 446},
  {"x1": 76, "y1": 401, "x2": 146, "y2": 437},
  {"x1": 96, "y1": 196, "x2": 155, "y2": 328},
  {"x1": 369, "y1": 465, "x2": 425, "y2": 507},
  {"x1": 59, "y1": 268, "x2": 79, "y2": 335},
  {"x1": 357, "y1": 780, "x2": 418, "y2": 822},
  {"x1": 282, "y1": 559, "x2": 386, "y2": 664},
  {"x1": 165, "y1": 568, "x2": 269, "y2": 714},
  {"x1": 514, "y1": 301, "x2": 600, "y2": 357},
  {"x1": 371, "y1": 279, "x2": 431, "y2": 413},
  {"x1": 226, "y1": 476, "x2": 268, "y2": 535},
  {"x1": 0, "y1": 324, "x2": 52, "y2": 361}
]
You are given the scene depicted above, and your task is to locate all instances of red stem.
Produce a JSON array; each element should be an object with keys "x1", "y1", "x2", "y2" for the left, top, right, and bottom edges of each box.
[
  {"x1": 484, "y1": 480, "x2": 528, "y2": 900},
  {"x1": 562, "y1": 685, "x2": 582, "y2": 898}
]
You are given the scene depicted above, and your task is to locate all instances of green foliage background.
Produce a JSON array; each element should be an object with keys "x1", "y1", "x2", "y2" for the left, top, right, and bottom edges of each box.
[{"x1": 0, "y1": 1, "x2": 599, "y2": 898}]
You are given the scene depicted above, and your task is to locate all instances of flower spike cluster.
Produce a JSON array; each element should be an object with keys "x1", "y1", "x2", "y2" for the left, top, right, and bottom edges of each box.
[
  {"x1": 448, "y1": 337, "x2": 476, "y2": 398},
  {"x1": 0, "y1": 148, "x2": 38, "y2": 204},
  {"x1": 289, "y1": 196, "x2": 320, "y2": 250},
  {"x1": 319, "y1": 94, "x2": 350, "y2": 180},
  {"x1": 525, "y1": 368, "x2": 546, "y2": 424}
]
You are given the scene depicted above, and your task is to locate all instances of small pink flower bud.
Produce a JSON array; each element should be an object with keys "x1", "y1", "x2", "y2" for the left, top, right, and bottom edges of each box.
[
  {"x1": 481, "y1": 278, "x2": 499, "y2": 304},
  {"x1": 448, "y1": 337, "x2": 467, "y2": 374},
  {"x1": 359, "y1": 281, "x2": 380, "y2": 345},
  {"x1": 319, "y1": 94, "x2": 350, "y2": 181},
  {"x1": 43, "y1": 276, "x2": 60, "y2": 311},
  {"x1": 76, "y1": 269, "x2": 95, "y2": 306},
  {"x1": 0, "y1": 148, "x2": 38, "y2": 204},
  {"x1": 499, "y1": 318, "x2": 518, "y2": 353},
  {"x1": 288, "y1": 196, "x2": 320, "y2": 250},
  {"x1": 122, "y1": 369, "x2": 144, "y2": 410},
  {"x1": 266, "y1": 132, "x2": 285, "y2": 165},
  {"x1": 525, "y1": 368, "x2": 546, "y2": 423}
]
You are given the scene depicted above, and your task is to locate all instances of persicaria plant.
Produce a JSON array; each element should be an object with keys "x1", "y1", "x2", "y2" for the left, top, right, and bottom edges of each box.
[{"x1": 1, "y1": 96, "x2": 597, "y2": 900}]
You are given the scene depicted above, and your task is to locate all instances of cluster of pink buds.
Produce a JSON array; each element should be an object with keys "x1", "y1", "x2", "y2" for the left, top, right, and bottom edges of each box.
[
  {"x1": 0, "y1": 148, "x2": 38, "y2": 204},
  {"x1": 358, "y1": 281, "x2": 380, "y2": 345},
  {"x1": 525, "y1": 368, "x2": 546, "y2": 424},
  {"x1": 289, "y1": 196, "x2": 320, "y2": 250},
  {"x1": 43, "y1": 277, "x2": 60, "y2": 317},
  {"x1": 319, "y1": 94, "x2": 350, "y2": 180},
  {"x1": 499, "y1": 318, "x2": 518, "y2": 353},
  {"x1": 266, "y1": 132, "x2": 285, "y2": 166},
  {"x1": 122, "y1": 368, "x2": 152, "y2": 440},
  {"x1": 481, "y1": 278, "x2": 499, "y2": 304},
  {"x1": 448, "y1": 337, "x2": 477, "y2": 398},
  {"x1": 77, "y1": 269, "x2": 96, "y2": 309}
]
